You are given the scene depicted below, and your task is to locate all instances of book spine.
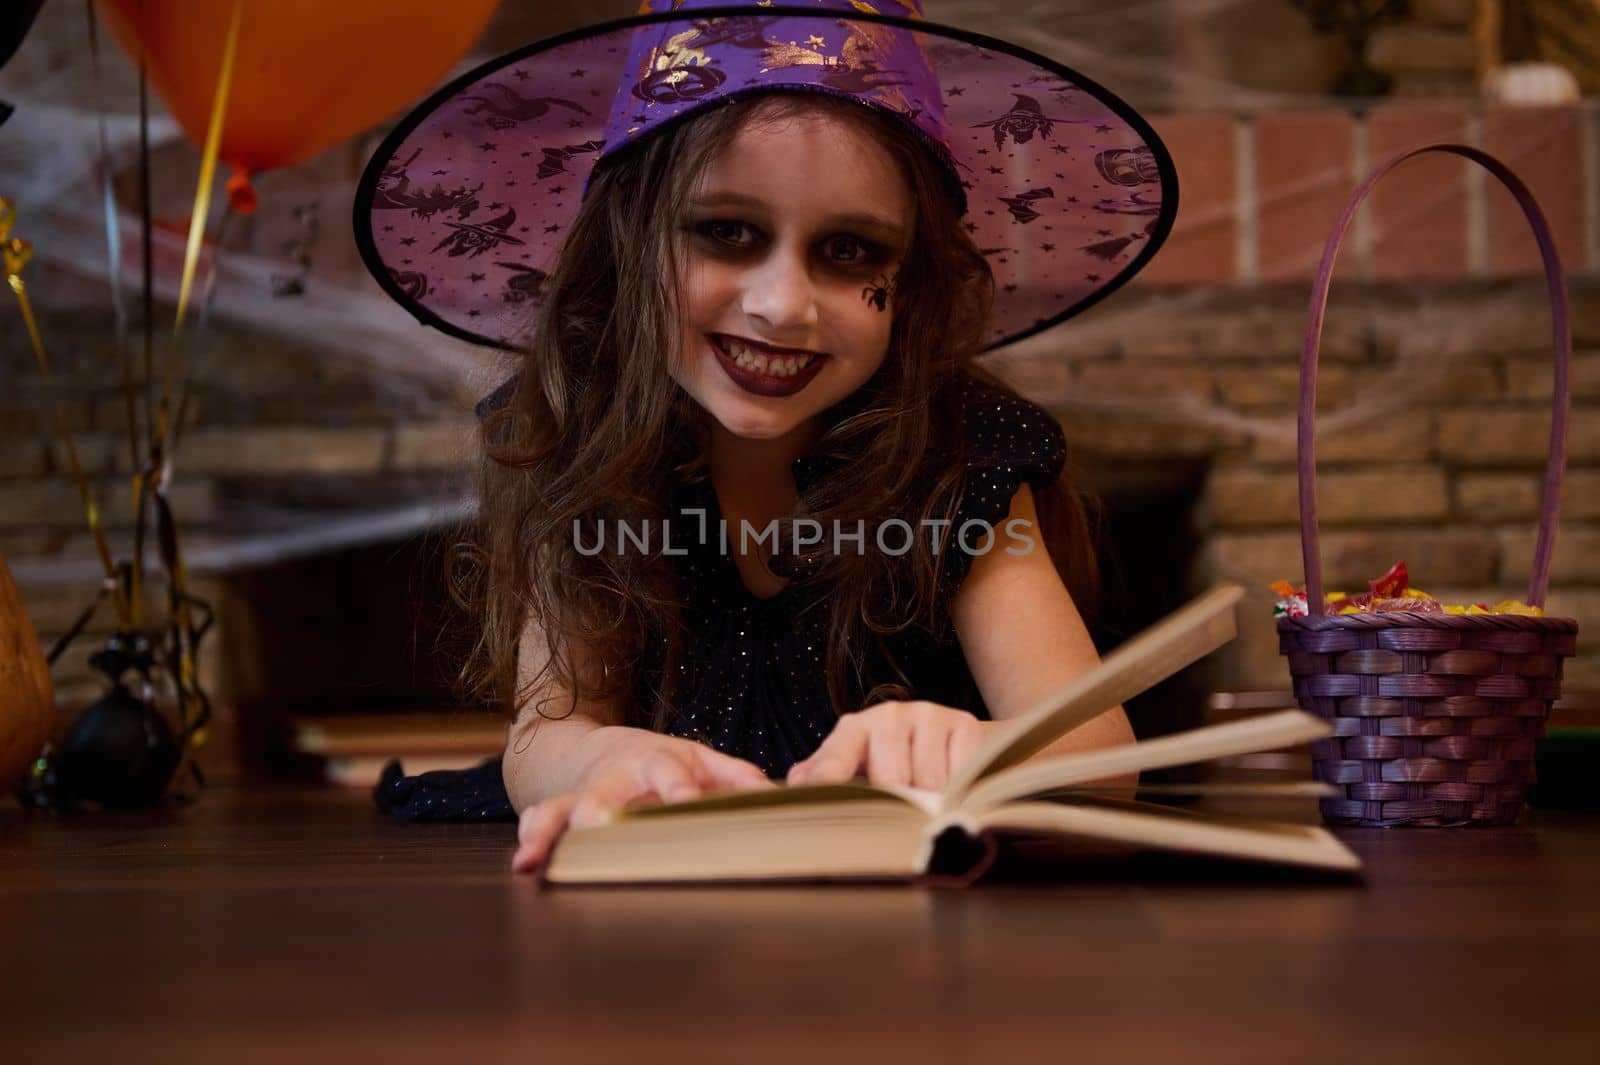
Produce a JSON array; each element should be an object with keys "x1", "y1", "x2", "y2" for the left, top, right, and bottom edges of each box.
[{"x1": 913, "y1": 827, "x2": 1000, "y2": 889}]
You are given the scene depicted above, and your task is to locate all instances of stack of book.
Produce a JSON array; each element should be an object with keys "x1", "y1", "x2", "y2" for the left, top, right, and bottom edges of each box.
[{"x1": 290, "y1": 712, "x2": 507, "y2": 787}]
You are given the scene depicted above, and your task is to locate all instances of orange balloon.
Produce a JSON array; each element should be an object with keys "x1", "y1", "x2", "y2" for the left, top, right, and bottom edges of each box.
[
  {"x1": 95, "y1": 0, "x2": 500, "y2": 210},
  {"x1": 0, "y1": 554, "x2": 53, "y2": 794}
]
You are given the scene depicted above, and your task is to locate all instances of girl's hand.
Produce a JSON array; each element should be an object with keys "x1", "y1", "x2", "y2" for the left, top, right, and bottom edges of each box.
[
  {"x1": 511, "y1": 734, "x2": 774, "y2": 874},
  {"x1": 785, "y1": 701, "x2": 995, "y2": 791}
]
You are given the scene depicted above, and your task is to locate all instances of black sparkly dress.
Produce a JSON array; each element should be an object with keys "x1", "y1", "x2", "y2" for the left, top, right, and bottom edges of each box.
[{"x1": 376, "y1": 373, "x2": 1067, "y2": 822}]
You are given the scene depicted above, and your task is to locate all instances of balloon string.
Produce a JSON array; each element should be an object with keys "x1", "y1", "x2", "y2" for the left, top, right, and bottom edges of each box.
[
  {"x1": 152, "y1": 0, "x2": 240, "y2": 492},
  {"x1": 1, "y1": 229, "x2": 131, "y2": 629},
  {"x1": 170, "y1": 204, "x2": 233, "y2": 460},
  {"x1": 133, "y1": 31, "x2": 154, "y2": 632},
  {"x1": 55, "y1": 424, "x2": 121, "y2": 609},
  {"x1": 145, "y1": 0, "x2": 242, "y2": 589},
  {"x1": 172, "y1": 0, "x2": 242, "y2": 341},
  {"x1": 45, "y1": 581, "x2": 112, "y2": 667},
  {"x1": 195, "y1": 205, "x2": 233, "y2": 333},
  {"x1": 141, "y1": 0, "x2": 240, "y2": 765},
  {"x1": 83, "y1": 0, "x2": 139, "y2": 481}
]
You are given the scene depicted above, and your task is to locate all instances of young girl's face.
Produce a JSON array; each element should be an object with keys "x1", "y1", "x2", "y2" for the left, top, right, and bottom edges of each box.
[{"x1": 670, "y1": 102, "x2": 912, "y2": 445}]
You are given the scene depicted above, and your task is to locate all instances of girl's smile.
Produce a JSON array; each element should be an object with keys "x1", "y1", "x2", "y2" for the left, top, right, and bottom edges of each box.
[{"x1": 707, "y1": 333, "x2": 829, "y2": 397}]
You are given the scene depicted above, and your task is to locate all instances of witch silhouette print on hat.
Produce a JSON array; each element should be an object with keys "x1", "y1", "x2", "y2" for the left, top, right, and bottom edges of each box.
[{"x1": 354, "y1": 0, "x2": 1178, "y2": 353}]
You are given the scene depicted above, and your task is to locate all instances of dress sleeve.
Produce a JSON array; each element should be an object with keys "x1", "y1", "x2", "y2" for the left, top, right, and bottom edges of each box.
[{"x1": 936, "y1": 377, "x2": 1068, "y2": 601}]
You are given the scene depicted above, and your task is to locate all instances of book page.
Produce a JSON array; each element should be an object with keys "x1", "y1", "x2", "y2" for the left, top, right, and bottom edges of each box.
[
  {"x1": 959, "y1": 709, "x2": 1331, "y2": 814},
  {"x1": 940, "y1": 583, "x2": 1245, "y2": 810},
  {"x1": 1053, "y1": 781, "x2": 1336, "y2": 800},
  {"x1": 964, "y1": 798, "x2": 1361, "y2": 872},
  {"x1": 609, "y1": 781, "x2": 933, "y2": 821}
]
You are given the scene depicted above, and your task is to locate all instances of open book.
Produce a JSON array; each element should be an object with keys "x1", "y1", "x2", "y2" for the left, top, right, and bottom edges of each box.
[{"x1": 542, "y1": 584, "x2": 1361, "y2": 886}]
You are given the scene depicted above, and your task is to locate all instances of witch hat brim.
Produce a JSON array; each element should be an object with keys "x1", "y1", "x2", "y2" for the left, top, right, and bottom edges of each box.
[{"x1": 354, "y1": 5, "x2": 1177, "y2": 353}]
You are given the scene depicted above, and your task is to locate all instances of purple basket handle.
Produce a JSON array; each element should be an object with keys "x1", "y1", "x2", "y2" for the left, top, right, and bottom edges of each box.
[{"x1": 1299, "y1": 143, "x2": 1572, "y2": 614}]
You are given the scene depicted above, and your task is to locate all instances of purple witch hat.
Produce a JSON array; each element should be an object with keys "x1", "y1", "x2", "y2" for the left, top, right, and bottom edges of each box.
[{"x1": 354, "y1": 0, "x2": 1177, "y2": 352}]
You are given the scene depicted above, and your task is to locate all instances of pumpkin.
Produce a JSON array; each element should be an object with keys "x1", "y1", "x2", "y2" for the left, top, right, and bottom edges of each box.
[{"x1": 0, "y1": 553, "x2": 54, "y2": 792}]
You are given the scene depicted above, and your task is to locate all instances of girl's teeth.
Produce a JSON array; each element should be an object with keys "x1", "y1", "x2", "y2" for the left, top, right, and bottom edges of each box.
[{"x1": 724, "y1": 340, "x2": 814, "y2": 378}]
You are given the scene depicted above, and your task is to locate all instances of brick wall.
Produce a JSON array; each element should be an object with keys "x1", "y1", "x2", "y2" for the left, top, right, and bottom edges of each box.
[
  {"x1": 987, "y1": 277, "x2": 1597, "y2": 680},
  {"x1": 1145, "y1": 102, "x2": 1599, "y2": 284}
]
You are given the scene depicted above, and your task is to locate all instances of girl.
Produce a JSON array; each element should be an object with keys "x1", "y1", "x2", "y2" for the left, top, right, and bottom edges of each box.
[{"x1": 354, "y1": 0, "x2": 1177, "y2": 874}]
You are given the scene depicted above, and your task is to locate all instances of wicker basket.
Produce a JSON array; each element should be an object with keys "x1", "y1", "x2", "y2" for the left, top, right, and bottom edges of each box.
[{"x1": 1277, "y1": 144, "x2": 1579, "y2": 828}]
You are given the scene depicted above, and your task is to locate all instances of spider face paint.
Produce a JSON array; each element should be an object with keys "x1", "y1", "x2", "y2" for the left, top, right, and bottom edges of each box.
[{"x1": 861, "y1": 271, "x2": 898, "y2": 312}]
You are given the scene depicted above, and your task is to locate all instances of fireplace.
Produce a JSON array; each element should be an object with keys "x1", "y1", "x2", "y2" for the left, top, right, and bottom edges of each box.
[
  {"x1": 216, "y1": 525, "x2": 479, "y2": 775},
  {"x1": 1082, "y1": 457, "x2": 1214, "y2": 744}
]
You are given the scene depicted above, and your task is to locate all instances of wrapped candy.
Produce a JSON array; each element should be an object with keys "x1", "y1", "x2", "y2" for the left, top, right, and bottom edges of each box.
[
  {"x1": 1269, "y1": 580, "x2": 1308, "y2": 618},
  {"x1": 1270, "y1": 561, "x2": 1543, "y2": 617}
]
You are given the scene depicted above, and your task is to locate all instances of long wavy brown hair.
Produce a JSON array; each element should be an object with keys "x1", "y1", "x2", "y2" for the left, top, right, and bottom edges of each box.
[{"x1": 449, "y1": 92, "x2": 1102, "y2": 731}]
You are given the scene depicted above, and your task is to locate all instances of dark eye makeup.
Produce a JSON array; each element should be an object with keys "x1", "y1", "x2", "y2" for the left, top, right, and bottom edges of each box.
[
  {"x1": 684, "y1": 218, "x2": 893, "y2": 271},
  {"x1": 693, "y1": 219, "x2": 756, "y2": 248}
]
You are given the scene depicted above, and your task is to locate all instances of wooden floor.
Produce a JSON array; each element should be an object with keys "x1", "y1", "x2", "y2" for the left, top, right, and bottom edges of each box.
[{"x1": 2, "y1": 784, "x2": 1597, "y2": 1064}]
